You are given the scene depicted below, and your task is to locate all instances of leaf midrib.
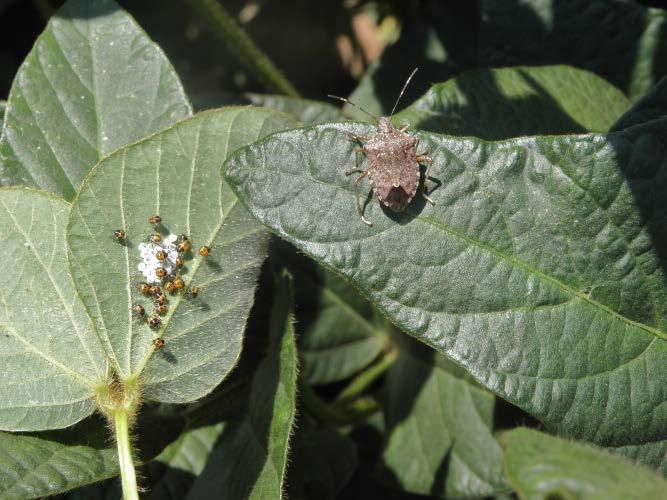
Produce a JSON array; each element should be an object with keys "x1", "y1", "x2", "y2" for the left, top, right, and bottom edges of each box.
[
  {"x1": 416, "y1": 215, "x2": 667, "y2": 341},
  {"x1": 133, "y1": 110, "x2": 267, "y2": 378},
  {"x1": 247, "y1": 155, "x2": 666, "y2": 342}
]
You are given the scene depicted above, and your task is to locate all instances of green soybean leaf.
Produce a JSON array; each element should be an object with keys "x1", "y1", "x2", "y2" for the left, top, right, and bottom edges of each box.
[
  {"x1": 67, "y1": 107, "x2": 294, "y2": 404},
  {"x1": 275, "y1": 240, "x2": 388, "y2": 385},
  {"x1": 394, "y1": 66, "x2": 629, "y2": 139},
  {"x1": 500, "y1": 428, "x2": 667, "y2": 500},
  {"x1": 191, "y1": 93, "x2": 344, "y2": 126},
  {"x1": 0, "y1": 0, "x2": 192, "y2": 200},
  {"x1": 480, "y1": 0, "x2": 667, "y2": 101},
  {"x1": 0, "y1": 187, "x2": 106, "y2": 431},
  {"x1": 349, "y1": 1, "x2": 667, "y2": 119},
  {"x1": 186, "y1": 270, "x2": 298, "y2": 499},
  {"x1": 245, "y1": 94, "x2": 344, "y2": 125},
  {"x1": 380, "y1": 337, "x2": 506, "y2": 498},
  {"x1": 612, "y1": 78, "x2": 667, "y2": 132},
  {"x1": 0, "y1": 100, "x2": 5, "y2": 123},
  {"x1": 224, "y1": 118, "x2": 667, "y2": 471},
  {"x1": 0, "y1": 426, "x2": 115, "y2": 499},
  {"x1": 142, "y1": 423, "x2": 225, "y2": 500},
  {"x1": 0, "y1": 412, "x2": 184, "y2": 499}
]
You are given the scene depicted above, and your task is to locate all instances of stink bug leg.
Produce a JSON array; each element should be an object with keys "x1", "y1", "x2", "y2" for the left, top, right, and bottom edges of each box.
[
  {"x1": 415, "y1": 138, "x2": 435, "y2": 205},
  {"x1": 421, "y1": 162, "x2": 435, "y2": 206},
  {"x1": 345, "y1": 146, "x2": 373, "y2": 225},
  {"x1": 351, "y1": 170, "x2": 372, "y2": 226}
]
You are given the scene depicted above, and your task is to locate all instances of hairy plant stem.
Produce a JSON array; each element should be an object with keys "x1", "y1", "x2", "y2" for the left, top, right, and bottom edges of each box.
[
  {"x1": 114, "y1": 410, "x2": 139, "y2": 500},
  {"x1": 186, "y1": 0, "x2": 301, "y2": 97}
]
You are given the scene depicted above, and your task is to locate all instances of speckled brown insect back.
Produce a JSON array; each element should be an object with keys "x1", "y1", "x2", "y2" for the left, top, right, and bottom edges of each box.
[
  {"x1": 147, "y1": 315, "x2": 161, "y2": 329},
  {"x1": 329, "y1": 68, "x2": 434, "y2": 226},
  {"x1": 132, "y1": 304, "x2": 145, "y2": 317}
]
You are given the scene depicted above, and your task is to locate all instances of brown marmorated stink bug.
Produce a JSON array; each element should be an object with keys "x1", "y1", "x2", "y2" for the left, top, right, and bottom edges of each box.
[{"x1": 329, "y1": 68, "x2": 434, "y2": 226}]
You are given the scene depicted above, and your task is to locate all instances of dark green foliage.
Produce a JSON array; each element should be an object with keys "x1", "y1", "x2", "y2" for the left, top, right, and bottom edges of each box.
[{"x1": 0, "y1": 1, "x2": 666, "y2": 499}]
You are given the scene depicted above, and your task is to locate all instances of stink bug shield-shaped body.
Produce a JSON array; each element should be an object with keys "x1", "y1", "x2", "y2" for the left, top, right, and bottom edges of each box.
[
  {"x1": 364, "y1": 118, "x2": 421, "y2": 211},
  {"x1": 329, "y1": 68, "x2": 434, "y2": 226}
]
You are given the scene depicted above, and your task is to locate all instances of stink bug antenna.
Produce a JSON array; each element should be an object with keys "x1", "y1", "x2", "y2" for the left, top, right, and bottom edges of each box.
[
  {"x1": 327, "y1": 94, "x2": 378, "y2": 122},
  {"x1": 389, "y1": 67, "x2": 419, "y2": 118}
]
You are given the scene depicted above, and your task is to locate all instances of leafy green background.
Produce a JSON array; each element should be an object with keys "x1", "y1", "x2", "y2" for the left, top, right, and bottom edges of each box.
[
  {"x1": 225, "y1": 103, "x2": 667, "y2": 473},
  {"x1": 500, "y1": 428, "x2": 667, "y2": 500},
  {"x1": 393, "y1": 65, "x2": 629, "y2": 139},
  {"x1": 1, "y1": 0, "x2": 666, "y2": 498},
  {"x1": 67, "y1": 106, "x2": 291, "y2": 403},
  {"x1": 0, "y1": 0, "x2": 191, "y2": 200}
]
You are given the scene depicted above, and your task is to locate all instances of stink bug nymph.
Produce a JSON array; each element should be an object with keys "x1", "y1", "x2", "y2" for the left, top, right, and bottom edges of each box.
[
  {"x1": 178, "y1": 238, "x2": 190, "y2": 253},
  {"x1": 329, "y1": 68, "x2": 434, "y2": 226},
  {"x1": 153, "y1": 338, "x2": 165, "y2": 349},
  {"x1": 132, "y1": 304, "x2": 145, "y2": 317},
  {"x1": 149, "y1": 214, "x2": 162, "y2": 225},
  {"x1": 155, "y1": 291, "x2": 167, "y2": 304},
  {"x1": 113, "y1": 229, "x2": 126, "y2": 241}
]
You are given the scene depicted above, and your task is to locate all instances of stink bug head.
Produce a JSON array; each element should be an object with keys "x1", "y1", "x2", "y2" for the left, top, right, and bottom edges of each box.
[{"x1": 377, "y1": 116, "x2": 394, "y2": 135}]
